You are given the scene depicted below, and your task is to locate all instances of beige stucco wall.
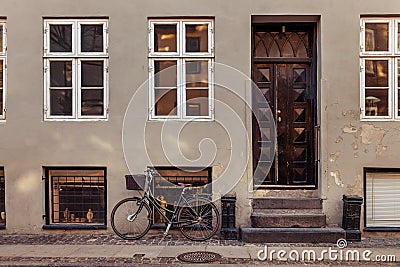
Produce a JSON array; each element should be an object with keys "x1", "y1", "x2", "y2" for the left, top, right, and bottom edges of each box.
[{"x1": 0, "y1": 0, "x2": 399, "y2": 236}]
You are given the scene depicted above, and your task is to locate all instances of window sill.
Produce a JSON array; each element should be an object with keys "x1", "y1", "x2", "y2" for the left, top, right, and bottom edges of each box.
[
  {"x1": 44, "y1": 118, "x2": 108, "y2": 122},
  {"x1": 43, "y1": 224, "x2": 107, "y2": 230},
  {"x1": 360, "y1": 117, "x2": 400, "y2": 122},
  {"x1": 364, "y1": 227, "x2": 400, "y2": 232},
  {"x1": 148, "y1": 117, "x2": 214, "y2": 122}
]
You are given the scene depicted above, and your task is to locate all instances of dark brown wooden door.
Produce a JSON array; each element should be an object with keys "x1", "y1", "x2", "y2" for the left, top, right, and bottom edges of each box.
[{"x1": 252, "y1": 63, "x2": 316, "y2": 187}]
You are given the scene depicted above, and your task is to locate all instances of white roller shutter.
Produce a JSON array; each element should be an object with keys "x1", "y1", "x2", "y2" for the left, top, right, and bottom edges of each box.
[{"x1": 366, "y1": 172, "x2": 400, "y2": 227}]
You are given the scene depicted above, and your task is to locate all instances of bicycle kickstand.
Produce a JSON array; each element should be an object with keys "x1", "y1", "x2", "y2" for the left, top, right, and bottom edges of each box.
[
  {"x1": 163, "y1": 223, "x2": 172, "y2": 236},
  {"x1": 158, "y1": 223, "x2": 172, "y2": 244}
]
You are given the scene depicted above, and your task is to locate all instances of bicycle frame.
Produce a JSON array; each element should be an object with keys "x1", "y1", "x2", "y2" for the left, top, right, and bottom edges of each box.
[{"x1": 138, "y1": 169, "x2": 211, "y2": 234}]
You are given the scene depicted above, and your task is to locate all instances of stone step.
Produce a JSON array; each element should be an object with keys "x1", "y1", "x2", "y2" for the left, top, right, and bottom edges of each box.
[
  {"x1": 240, "y1": 226, "x2": 345, "y2": 243},
  {"x1": 252, "y1": 198, "x2": 323, "y2": 210},
  {"x1": 251, "y1": 213, "x2": 326, "y2": 228},
  {"x1": 253, "y1": 209, "x2": 323, "y2": 214}
]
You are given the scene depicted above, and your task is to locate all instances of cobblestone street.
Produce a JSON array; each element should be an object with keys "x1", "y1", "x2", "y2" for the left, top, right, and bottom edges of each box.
[
  {"x1": 0, "y1": 231, "x2": 399, "y2": 266},
  {"x1": 1, "y1": 230, "x2": 400, "y2": 248}
]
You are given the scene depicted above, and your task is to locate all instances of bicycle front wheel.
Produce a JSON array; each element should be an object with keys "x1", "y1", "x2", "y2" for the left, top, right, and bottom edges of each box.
[
  {"x1": 178, "y1": 197, "x2": 220, "y2": 241},
  {"x1": 111, "y1": 198, "x2": 152, "y2": 240}
]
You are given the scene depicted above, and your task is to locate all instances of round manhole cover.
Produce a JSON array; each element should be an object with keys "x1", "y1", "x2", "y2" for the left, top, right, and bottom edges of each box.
[{"x1": 177, "y1": 251, "x2": 222, "y2": 263}]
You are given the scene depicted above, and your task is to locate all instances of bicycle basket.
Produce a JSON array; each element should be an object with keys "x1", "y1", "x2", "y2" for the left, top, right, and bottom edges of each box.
[{"x1": 125, "y1": 174, "x2": 146, "y2": 190}]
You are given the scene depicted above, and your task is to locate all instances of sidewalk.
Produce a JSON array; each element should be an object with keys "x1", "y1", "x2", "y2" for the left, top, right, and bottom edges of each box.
[{"x1": 0, "y1": 230, "x2": 399, "y2": 266}]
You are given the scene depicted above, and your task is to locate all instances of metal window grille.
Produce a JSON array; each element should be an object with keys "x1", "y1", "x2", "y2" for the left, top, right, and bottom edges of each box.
[
  {"x1": 51, "y1": 174, "x2": 105, "y2": 224},
  {"x1": 0, "y1": 169, "x2": 5, "y2": 225}
]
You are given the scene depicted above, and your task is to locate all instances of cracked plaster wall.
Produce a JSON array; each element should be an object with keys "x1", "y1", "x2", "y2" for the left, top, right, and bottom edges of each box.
[{"x1": 324, "y1": 109, "x2": 400, "y2": 237}]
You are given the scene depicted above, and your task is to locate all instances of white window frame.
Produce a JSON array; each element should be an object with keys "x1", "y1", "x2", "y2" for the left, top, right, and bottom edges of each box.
[
  {"x1": 360, "y1": 18, "x2": 400, "y2": 121},
  {"x1": 148, "y1": 19, "x2": 214, "y2": 121},
  {"x1": 360, "y1": 58, "x2": 393, "y2": 120},
  {"x1": 0, "y1": 21, "x2": 7, "y2": 121},
  {"x1": 77, "y1": 59, "x2": 109, "y2": 118},
  {"x1": 44, "y1": 59, "x2": 77, "y2": 119},
  {"x1": 149, "y1": 21, "x2": 180, "y2": 57},
  {"x1": 182, "y1": 21, "x2": 214, "y2": 57},
  {"x1": 360, "y1": 19, "x2": 393, "y2": 55},
  {"x1": 43, "y1": 19, "x2": 109, "y2": 121}
]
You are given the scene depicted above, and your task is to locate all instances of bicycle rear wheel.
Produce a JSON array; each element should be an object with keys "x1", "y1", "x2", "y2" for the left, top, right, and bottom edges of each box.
[
  {"x1": 178, "y1": 197, "x2": 220, "y2": 241},
  {"x1": 111, "y1": 198, "x2": 152, "y2": 240}
]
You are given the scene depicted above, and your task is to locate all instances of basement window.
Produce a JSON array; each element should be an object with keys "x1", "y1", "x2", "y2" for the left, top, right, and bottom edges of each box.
[
  {"x1": 152, "y1": 167, "x2": 211, "y2": 225},
  {"x1": 365, "y1": 169, "x2": 400, "y2": 229},
  {"x1": 44, "y1": 167, "x2": 106, "y2": 228}
]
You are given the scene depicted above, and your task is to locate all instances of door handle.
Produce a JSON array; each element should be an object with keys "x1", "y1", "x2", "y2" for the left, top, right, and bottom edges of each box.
[
  {"x1": 315, "y1": 125, "x2": 320, "y2": 161},
  {"x1": 277, "y1": 109, "x2": 282, "y2": 122}
]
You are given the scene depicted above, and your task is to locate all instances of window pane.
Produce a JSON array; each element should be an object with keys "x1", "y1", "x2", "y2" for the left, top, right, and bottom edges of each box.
[
  {"x1": 0, "y1": 60, "x2": 3, "y2": 116},
  {"x1": 50, "y1": 61, "x2": 72, "y2": 87},
  {"x1": 154, "y1": 61, "x2": 177, "y2": 87},
  {"x1": 0, "y1": 89, "x2": 2, "y2": 116},
  {"x1": 81, "y1": 24, "x2": 104, "y2": 52},
  {"x1": 155, "y1": 89, "x2": 177, "y2": 116},
  {"x1": 81, "y1": 61, "x2": 104, "y2": 87},
  {"x1": 49, "y1": 169, "x2": 105, "y2": 224},
  {"x1": 0, "y1": 60, "x2": 3, "y2": 88},
  {"x1": 154, "y1": 24, "x2": 177, "y2": 52},
  {"x1": 398, "y1": 59, "x2": 400, "y2": 85},
  {"x1": 186, "y1": 61, "x2": 208, "y2": 88},
  {"x1": 0, "y1": 25, "x2": 3, "y2": 53},
  {"x1": 365, "y1": 23, "x2": 389, "y2": 52},
  {"x1": 186, "y1": 24, "x2": 208, "y2": 52},
  {"x1": 50, "y1": 89, "x2": 72, "y2": 116},
  {"x1": 81, "y1": 89, "x2": 104, "y2": 116},
  {"x1": 365, "y1": 89, "x2": 388, "y2": 116},
  {"x1": 365, "y1": 60, "x2": 388, "y2": 87},
  {"x1": 398, "y1": 90, "x2": 400, "y2": 117},
  {"x1": 50, "y1": 25, "x2": 72, "y2": 52},
  {"x1": 398, "y1": 60, "x2": 400, "y2": 116},
  {"x1": 186, "y1": 89, "x2": 208, "y2": 116},
  {"x1": 398, "y1": 22, "x2": 400, "y2": 52}
]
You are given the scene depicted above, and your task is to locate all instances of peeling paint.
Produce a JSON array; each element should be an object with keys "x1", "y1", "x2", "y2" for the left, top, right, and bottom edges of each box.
[
  {"x1": 329, "y1": 151, "x2": 341, "y2": 162},
  {"x1": 354, "y1": 152, "x2": 359, "y2": 158},
  {"x1": 342, "y1": 125, "x2": 358, "y2": 134},
  {"x1": 351, "y1": 141, "x2": 358, "y2": 150},
  {"x1": 360, "y1": 124, "x2": 386, "y2": 145},
  {"x1": 346, "y1": 174, "x2": 362, "y2": 195},
  {"x1": 335, "y1": 136, "x2": 343, "y2": 143},
  {"x1": 342, "y1": 110, "x2": 359, "y2": 120},
  {"x1": 376, "y1": 144, "x2": 388, "y2": 155},
  {"x1": 330, "y1": 170, "x2": 344, "y2": 187}
]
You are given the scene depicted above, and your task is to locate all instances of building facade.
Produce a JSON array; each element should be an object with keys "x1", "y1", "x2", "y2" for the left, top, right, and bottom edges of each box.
[{"x1": 0, "y1": 0, "x2": 399, "y2": 238}]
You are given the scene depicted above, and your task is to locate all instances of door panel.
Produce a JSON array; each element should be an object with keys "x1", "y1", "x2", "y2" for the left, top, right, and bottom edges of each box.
[
  {"x1": 252, "y1": 64, "x2": 275, "y2": 186},
  {"x1": 253, "y1": 63, "x2": 316, "y2": 187},
  {"x1": 277, "y1": 64, "x2": 313, "y2": 185}
]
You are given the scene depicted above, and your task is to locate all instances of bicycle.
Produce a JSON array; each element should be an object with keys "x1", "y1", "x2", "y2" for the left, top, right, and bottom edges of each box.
[{"x1": 111, "y1": 168, "x2": 221, "y2": 241}]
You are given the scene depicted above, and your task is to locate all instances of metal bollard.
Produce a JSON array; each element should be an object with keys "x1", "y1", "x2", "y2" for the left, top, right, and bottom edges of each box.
[
  {"x1": 342, "y1": 195, "x2": 363, "y2": 241},
  {"x1": 220, "y1": 193, "x2": 238, "y2": 240}
]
